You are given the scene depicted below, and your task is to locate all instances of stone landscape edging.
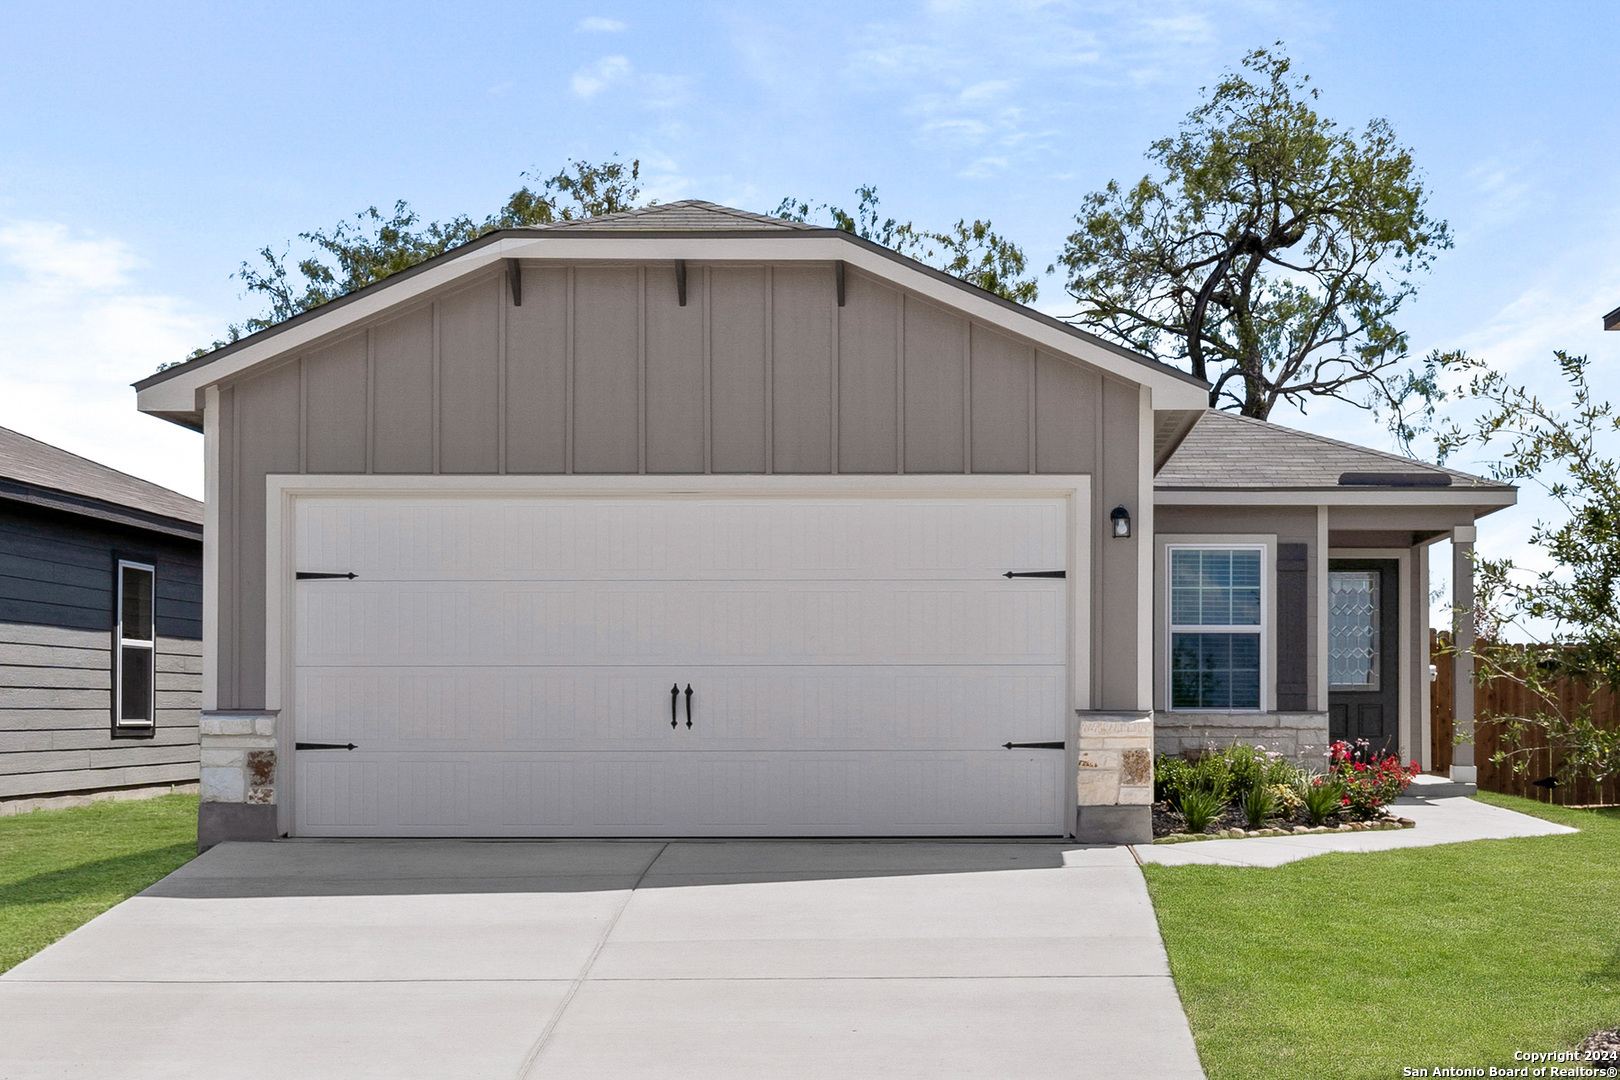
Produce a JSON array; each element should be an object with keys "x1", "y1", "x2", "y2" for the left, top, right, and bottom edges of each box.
[{"x1": 1152, "y1": 817, "x2": 1417, "y2": 844}]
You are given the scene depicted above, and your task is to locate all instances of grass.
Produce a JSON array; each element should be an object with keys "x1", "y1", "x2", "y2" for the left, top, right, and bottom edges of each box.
[
  {"x1": 1142, "y1": 792, "x2": 1620, "y2": 1079},
  {"x1": 0, "y1": 793, "x2": 198, "y2": 974}
]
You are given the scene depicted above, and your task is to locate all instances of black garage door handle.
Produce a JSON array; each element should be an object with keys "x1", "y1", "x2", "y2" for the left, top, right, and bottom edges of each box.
[
  {"x1": 671, "y1": 684, "x2": 679, "y2": 729},
  {"x1": 684, "y1": 684, "x2": 693, "y2": 729}
]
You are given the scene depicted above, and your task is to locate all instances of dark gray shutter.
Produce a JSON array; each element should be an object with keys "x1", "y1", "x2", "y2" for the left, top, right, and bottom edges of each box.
[{"x1": 1276, "y1": 543, "x2": 1310, "y2": 711}]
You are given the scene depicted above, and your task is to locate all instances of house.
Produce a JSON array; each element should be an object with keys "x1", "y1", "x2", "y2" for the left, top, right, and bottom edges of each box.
[
  {"x1": 133, "y1": 201, "x2": 1514, "y2": 849},
  {"x1": 0, "y1": 426, "x2": 202, "y2": 812}
]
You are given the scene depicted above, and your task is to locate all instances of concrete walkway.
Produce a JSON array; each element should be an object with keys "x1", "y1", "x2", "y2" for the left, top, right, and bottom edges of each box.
[
  {"x1": 1135, "y1": 793, "x2": 1577, "y2": 869},
  {"x1": 0, "y1": 840, "x2": 1205, "y2": 1079}
]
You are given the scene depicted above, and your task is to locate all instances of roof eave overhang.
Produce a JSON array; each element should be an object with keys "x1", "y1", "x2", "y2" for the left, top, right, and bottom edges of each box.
[
  {"x1": 1154, "y1": 486, "x2": 1518, "y2": 513},
  {"x1": 0, "y1": 480, "x2": 203, "y2": 540},
  {"x1": 136, "y1": 229, "x2": 1211, "y2": 424}
]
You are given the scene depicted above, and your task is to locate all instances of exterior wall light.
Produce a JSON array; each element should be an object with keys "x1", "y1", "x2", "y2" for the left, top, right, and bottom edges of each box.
[{"x1": 1110, "y1": 505, "x2": 1132, "y2": 538}]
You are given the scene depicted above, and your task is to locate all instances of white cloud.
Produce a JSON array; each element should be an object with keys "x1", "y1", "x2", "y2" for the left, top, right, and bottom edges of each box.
[
  {"x1": 576, "y1": 16, "x2": 626, "y2": 33},
  {"x1": 960, "y1": 156, "x2": 1009, "y2": 179},
  {"x1": 0, "y1": 221, "x2": 208, "y2": 498},
  {"x1": 958, "y1": 80, "x2": 1012, "y2": 105},
  {"x1": 571, "y1": 55, "x2": 632, "y2": 98},
  {"x1": 568, "y1": 54, "x2": 689, "y2": 110},
  {"x1": 827, "y1": 1, "x2": 1316, "y2": 170}
]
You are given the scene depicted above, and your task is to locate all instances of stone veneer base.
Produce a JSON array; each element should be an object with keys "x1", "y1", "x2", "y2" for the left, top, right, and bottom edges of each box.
[{"x1": 1154, "y1": 711, "x2": 1330, "y2": 766}]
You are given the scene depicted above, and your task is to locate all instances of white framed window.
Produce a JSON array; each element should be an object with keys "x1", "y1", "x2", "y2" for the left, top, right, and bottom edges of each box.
[
  {"x1": 114, "y1": 560, "x2": 156, "y2": 730},
  {"x1": 1167, "y1": 545, "x2": 1265, "y2": 711}
]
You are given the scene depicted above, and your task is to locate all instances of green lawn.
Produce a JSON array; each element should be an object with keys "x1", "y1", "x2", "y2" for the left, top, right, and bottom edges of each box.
[
  {"x1": 1143, "y1": 793, "x2": 1620, "y2": 1079},
  {"x1": 0, "y1": 794, "x2": 198, "y2": 974}
]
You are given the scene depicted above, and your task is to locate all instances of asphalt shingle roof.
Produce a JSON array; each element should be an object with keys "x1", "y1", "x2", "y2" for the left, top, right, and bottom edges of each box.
[
  {"x1": 0, "y1": 426, "x2": 202, "y2": 527},
  {"x1": 1156, "y1": 410, "x2": 1510, "y2": 490},
  {"x1": 542, "y1": 200, "x2": 815, "y2": 231}
]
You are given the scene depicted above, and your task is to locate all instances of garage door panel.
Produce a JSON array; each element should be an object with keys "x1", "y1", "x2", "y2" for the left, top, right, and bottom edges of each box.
[
  {"x1": 297, "y1": 581, "x2": 1064, "y2": 668},
  {"x1": 295, "y1": 752, "x2": 1066, "y2": 836},
  {"x1": 296, "y1": 665, "x2": 1063, "y2": 752},
  {"x1": 296, "y1": 498, "x2": 1067, "y2": 579}
]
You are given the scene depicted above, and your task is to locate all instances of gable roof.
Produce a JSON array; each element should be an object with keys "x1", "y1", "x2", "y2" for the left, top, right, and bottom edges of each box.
[
  {"x1": 135, "y1": 201, "x2": 1212, "y2": 427},
  {"x1": 543, "y1": 199, "x2": 815, "y2": 231},
  {"x1": 0, "y1": 426, "x2": 202, "y2": 539},
  {"x1": 1157, "y1": 410, "x2": 1514, "y2": 492}
]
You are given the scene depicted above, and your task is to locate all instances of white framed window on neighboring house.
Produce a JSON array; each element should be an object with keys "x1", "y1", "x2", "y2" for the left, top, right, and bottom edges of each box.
[
  {"x1": 114, "y1": 559, "x2": 156, "y2": 732},
  {"x1": 1168, "y1": 545, "x2": 1265, "y2": 711}
]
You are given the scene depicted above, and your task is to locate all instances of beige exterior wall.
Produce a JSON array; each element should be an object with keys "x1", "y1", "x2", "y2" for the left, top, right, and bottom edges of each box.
[{"x1": 210, "y1": 261, "x2": 1150, "y2": 714}]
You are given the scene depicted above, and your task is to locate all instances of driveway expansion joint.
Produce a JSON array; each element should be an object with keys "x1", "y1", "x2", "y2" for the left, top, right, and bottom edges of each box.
[{"x1": 514, "y1": 841, "x2": 669, "y2": 1079}]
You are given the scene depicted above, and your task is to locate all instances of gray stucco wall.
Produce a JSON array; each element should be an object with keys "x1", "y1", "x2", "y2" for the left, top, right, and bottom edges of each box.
[{"x1": 211, "y1": 261, "x2": 1149, "y2": 714}]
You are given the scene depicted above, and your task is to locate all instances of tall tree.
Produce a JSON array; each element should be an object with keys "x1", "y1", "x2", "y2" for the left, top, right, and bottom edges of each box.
[
  {"x1": 1056, "y1": 46, "x2": 1451, "y2": 434},
  {"x1": 774, "y1": 186, "x2": 1039, "y2": 304}
]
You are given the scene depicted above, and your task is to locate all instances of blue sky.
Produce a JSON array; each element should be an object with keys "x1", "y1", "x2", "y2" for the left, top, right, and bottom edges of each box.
[{"x1": 2, "y1": 0, "x2": 1616, "y2": 626}]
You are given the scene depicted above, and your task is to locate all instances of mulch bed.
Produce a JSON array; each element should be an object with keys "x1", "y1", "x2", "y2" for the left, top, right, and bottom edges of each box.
[
  {"x1": 1151, "y1": 800, "x2": 1415, "y2": 841},
  {"x1": 1580, "y1": 1028, "x2": 1620, "y2": 1067}
]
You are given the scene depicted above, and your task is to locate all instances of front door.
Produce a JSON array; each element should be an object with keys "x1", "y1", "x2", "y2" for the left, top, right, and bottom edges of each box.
[{"x1": 1327, "y1": 559, "x2": 1399, "y2": 758}]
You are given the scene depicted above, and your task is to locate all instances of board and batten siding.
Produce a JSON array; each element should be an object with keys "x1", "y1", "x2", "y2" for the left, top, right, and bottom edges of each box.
[
  {"x1": 0, "y1": 503, "x2": 202, "y2": 800},
  {"x1": 214, "y1": 261, "x2": 1147, "y2": 712}
]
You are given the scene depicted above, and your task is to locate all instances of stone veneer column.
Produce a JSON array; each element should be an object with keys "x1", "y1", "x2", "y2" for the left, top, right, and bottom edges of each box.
[
  {"x1": 197, "y1": 710, "x2": 280, "y2": 851},
  {"x1": 1074, "y1": 713, "x2": 1154, "y2": 843}
]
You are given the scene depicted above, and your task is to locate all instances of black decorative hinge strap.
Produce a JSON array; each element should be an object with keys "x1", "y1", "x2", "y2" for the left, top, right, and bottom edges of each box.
[
  {"x1": 1003, "y1": 570, "x2": 1065, "y2": 579},
  {"x1": 296, "y1": 572, "x2": 358, "y2": 580},
  {"x1": 1002, "y1": 741, "x2": 1065, "y2": 750},
  {"x1": 296, "y1": 742, "x2": 358, "y2": 750}
]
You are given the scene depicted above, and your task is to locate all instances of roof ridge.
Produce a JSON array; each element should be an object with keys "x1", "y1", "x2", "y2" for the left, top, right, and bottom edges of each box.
[
  {"x1": 543, "y1": 199, "x2": 810, "y2": 230},
  {"x1": 1197, "y1": 409, "x2": 1493, "y2": 483}
]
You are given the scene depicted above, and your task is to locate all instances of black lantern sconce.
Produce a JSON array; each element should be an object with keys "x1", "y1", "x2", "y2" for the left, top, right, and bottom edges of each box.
[{"x1": 1110, "y1": 505, "x2": 1132, "y2": 538}]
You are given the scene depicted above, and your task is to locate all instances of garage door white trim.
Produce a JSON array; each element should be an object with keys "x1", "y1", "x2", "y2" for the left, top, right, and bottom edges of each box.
[{"x1": 265, "y1": 474, "x2": 1091, "y2": 837}]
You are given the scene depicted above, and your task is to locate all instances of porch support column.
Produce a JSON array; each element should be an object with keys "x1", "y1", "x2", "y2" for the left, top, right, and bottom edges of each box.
[{"x1": 1451, "y1": 525, "x2": 1477, "y2": 784}]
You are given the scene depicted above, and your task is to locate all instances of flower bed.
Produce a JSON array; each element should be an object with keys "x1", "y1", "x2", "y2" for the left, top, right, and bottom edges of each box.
[{"x1": 1151, "y1": 740, "x2": 1421, "y2": 841}]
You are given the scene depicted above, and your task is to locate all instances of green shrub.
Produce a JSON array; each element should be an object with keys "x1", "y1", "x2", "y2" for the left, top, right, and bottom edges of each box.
[
  {"x1": 1302, "y1": 777, "x2": 1344, "y2": 825},
  {"x1": 1240, "y1": 781, "x2": 1278, "y2": 827},
  {"x1": 1154, "y1": 754, "x2": 1191, "y2": 804},
  {"x1": 1184, "y1": 755, "x2": 1231, "y2": 805},
  {"x1": 1221, "y1": 743, "x2": 1266, "y2": 803},
  {"x1": 1179, "y1": 787, "x2": 1225, "y2": 834}
]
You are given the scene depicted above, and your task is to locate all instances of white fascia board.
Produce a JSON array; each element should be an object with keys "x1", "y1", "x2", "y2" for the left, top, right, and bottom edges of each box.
[
  {"x1": 137, "y1": 232, "x2": 1208, "y2": 415},
  {"x1": 1154, "y1": 487, "x2": 1517, "y2": 508},
  {"x1": 136, "y1": 241, "x2": 511, "y2": 416}
]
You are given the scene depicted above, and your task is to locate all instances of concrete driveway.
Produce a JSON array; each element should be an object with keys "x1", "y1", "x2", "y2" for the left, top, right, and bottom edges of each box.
[{"x1": 0, "y1": 840, "x2": 1204, "y2": 1079}]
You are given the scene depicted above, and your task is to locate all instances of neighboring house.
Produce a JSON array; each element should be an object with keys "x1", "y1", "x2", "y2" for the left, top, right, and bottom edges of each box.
[
  {"x1": 0, "y1": 427, "x2": 202, "y2": 812},
  {"x1": 1605, "y1": 304, "x2": 1620, "y2": 331},
  {"x1": 134, "y1": 201, "x2": 1514, "y2": 849}
]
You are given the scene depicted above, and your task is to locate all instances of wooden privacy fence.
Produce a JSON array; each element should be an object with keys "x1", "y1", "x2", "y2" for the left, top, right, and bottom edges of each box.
[{"x1": 1430, "y1": 629, "x2": 1620, "y2": 806}]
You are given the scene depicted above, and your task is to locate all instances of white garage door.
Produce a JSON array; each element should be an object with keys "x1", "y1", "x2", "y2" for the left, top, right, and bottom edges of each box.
[{"x1": 290, "y1": 495, "x2": 1074, "y2": 836}]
